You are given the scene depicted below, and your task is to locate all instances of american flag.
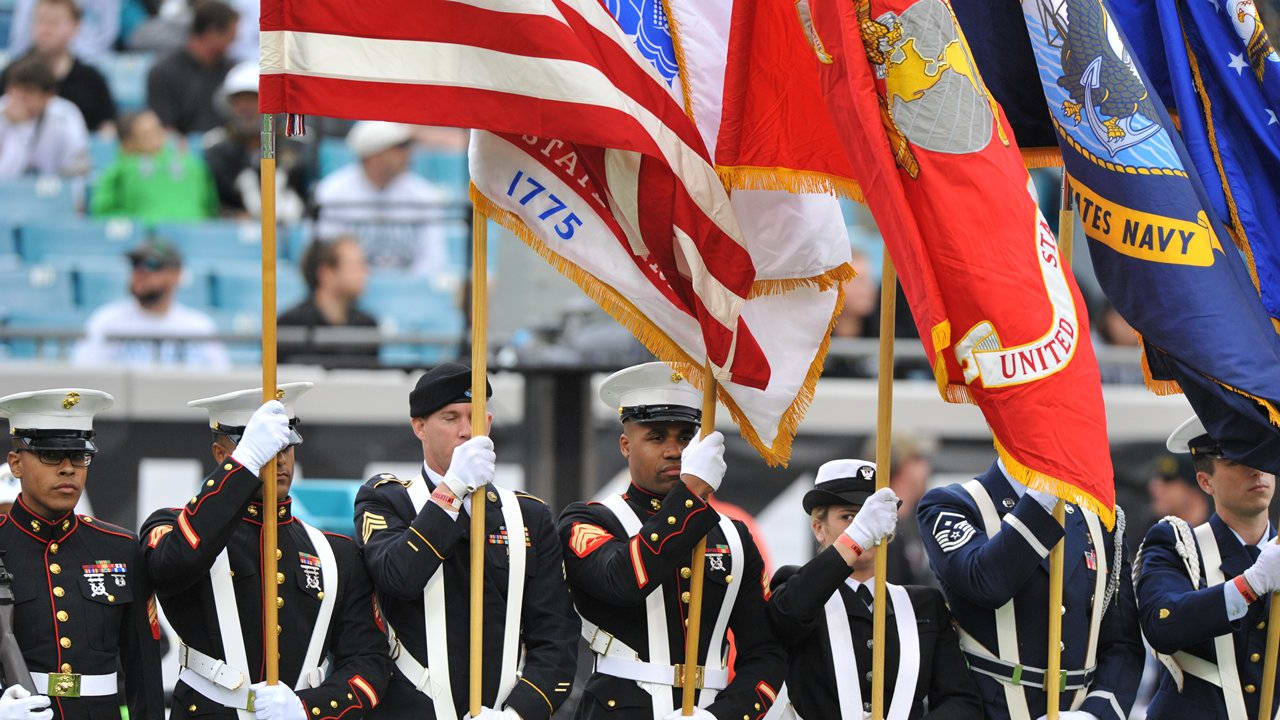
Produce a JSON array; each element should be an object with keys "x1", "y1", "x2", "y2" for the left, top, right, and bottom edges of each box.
[{"x1": 259, "y1": 0, "x2": 769, "y2": 388}]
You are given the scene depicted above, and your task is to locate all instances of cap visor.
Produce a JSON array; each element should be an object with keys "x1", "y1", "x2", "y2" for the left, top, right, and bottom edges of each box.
[{"x1": 802, "y1": 488, "x2": 873, "y2": 515}]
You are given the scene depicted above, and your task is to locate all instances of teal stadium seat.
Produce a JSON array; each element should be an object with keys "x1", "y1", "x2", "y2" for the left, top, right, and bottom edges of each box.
[
  {"x1": 151, "y1": 221, "x2": 266, "y2": 264},
  {"x1": 0, "y1": 178, "x2": 77, "y2": 222},
  {"x1": 74, "y1": 260, "x2": 213, "y2": 310},
  {"x1": 17, "y1": 218, "x2": 141, "y2": 263},
  {"x1": 1, "y1": 310, "x2": 87, "y2": 360},
  {"x1": 363, "y1": 274, "x2": 463, "y2": 366},
  {"x1": 412, "y1": 149, "x2": 468, "y2": 195},
  {"x1": 88, "y1": 136, "x2": 119, "y2": 175},
  {"x1": 99, "y1": 53, "x2": 152, "y2": 112},
  {"x1": 289, "y1": 480, "x2": 362, "y2": 535},
  {"x1": 0, "y1": 266, "x2": 75, "y2": 314},
  {"x1": 211, "y1": 265, "x2": 305, "y2": 312}
]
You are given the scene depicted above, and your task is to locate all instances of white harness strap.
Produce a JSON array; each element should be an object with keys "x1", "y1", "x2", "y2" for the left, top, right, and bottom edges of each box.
[
  {"x1": 494, "y1": 486, "x2": 527, "y2": 706},
  {"x1": 181, "y1": 550, "x2": 253, "y2": 718},
  {"x1": 599, "y1": 494, "x2": 672, "y2": 720},
  {"x1": 698, "y1": 516, "x2": 743, "y2": 709},
  {"x1": 1068, "y1": 511, "x2": 1108, "y2": 711},
  {"x1": 297, "y1": 521, "x2": 338, "y2": 691},
  {"x1": 960, "y1": 480, "x2": 1031, "y2": 720},
  {"x1": 823, "y1": 581, "x2": 920, "y2": 720},
  {"x1": 403, "y1": 475, "x2": 458, "y2": 720},
  {"x1": 1192, "y1": 522, "x2": 1248, "y2": 720}
]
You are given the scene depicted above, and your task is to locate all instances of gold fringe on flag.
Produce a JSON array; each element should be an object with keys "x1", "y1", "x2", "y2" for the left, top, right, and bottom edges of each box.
[
  {"x1": 993, "y1": 438, "x2": 1116, "y2": 530},
  {"x1": 657, "y1": 0, "x2": 696, "y2": 121},
  {"x1": 749, "y1": 263, "x2": 856, "y2": 297},
  {"x1": 470, "y1": 185, "x2": 843, "y2": 466},
  {"x1": 1138, "y1": 335, "x2": 1280, "y2": 426},
  {"x1": 1021, "y1": 146, "x2": 1063, "y2": 169},
  {"x1": 716, "y1": 165, "x2": 865, "y2": 203}
]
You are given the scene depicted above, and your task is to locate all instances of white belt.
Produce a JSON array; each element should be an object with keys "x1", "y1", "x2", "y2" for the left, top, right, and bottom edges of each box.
[
  {"x1": 583, "y1": 623, "x2": 728, "y2": 690},
  {"x1": 179, "y1": 643, "x2": 325, "y2": 710},
  {"x1": 389, "y1": 631, "x2": 450, "y2": 701},
  {"x1": 179, "y1": 643, "x2": 247, "y2": 691},
  {"x1": 30, "y1": 671, "x2": 117, "y2": 697}
]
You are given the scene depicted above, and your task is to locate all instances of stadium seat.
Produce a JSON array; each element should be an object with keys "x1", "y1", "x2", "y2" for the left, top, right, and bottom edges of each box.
[
  {"x1": 0, "y1": 266, "x2": 75, "y2": 315},
  {"x1": 412, "y1": 149, "x2": 469, "y2": 194},
  {"x1": 211, "y1": 266, "x2": 306, "y2": 312},
  {"x1": 1, "y1": 309, "x2": 86, "y2": 361},
  {"x1": 290, "y1": 480, "x2": 362, "y2": 535},
  {"x1": 0, "y1": 177, "x2": 77, "y2": 222},
  {"x1": 366, "y1": 275, "x2": 464, "y2": 366},
  {"x1": 72, "y1": 260, "x2": 212, "y2": 310},
  {"x1": 318, "y1": 138, "x2": 354, "y2": 177},
  {"x1": 88, "y1": 136, "x2": 119, "y2": 174},
  {"x1": 151, "y1": 221, "x2": 265, "y2": 264},
  {"x1": 99, "y1": 53, "x2": 153, "y2": 112},
  {"x1": 17, "y1": 218, "x2": 141, "y2": 263}
]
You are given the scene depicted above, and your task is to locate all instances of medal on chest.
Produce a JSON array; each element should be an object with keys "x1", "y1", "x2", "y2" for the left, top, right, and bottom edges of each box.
[
  {"x1": 705, "y1": 543, "x2": 731, "y2": 572},
  {"x1": 298, "y1": 552, "x2": 323, "y2": 591},
  {"x1": 81, "y1": 561, "x2": 128, "y2": 597}
]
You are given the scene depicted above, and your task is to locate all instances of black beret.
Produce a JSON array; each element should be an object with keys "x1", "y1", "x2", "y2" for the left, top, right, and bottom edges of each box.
[{"x1": 410, "y1": 362, "x2": 492, "y2": 418}]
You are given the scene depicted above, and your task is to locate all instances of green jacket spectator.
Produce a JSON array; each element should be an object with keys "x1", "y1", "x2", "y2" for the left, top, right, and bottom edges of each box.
[{"x1": 91, "y1": 110, "x2": 217, "y2": 220}]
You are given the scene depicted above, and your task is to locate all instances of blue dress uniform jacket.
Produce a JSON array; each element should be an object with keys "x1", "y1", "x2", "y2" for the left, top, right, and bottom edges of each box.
[
  {"x1": 915, "y1": 462, "x2": 1143, "y2": 720},
  {"x1": 0, "y1": 497, "x2": 164, "y2": 719},
  {"x1": 353, "y1": 470, "x2": 579, "y2": 720},
  {"x1": 1136, "y1": 514, "x2": 1275, "y2": 719},
  {"x1": 140, "y1": 459, "x2": 391, "y2": 719},
  {"x1": 768, "y1": 549, "x2": 982, "y2": 720},
  {"x1": 557, "y1": 482, "x2": 786, "y2": 720}
]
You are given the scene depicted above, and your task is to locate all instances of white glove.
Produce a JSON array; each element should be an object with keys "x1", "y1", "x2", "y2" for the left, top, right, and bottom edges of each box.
[
  {"x1": 250, "y1": 682, "x2": 306, "y2": 720},
  {"x1": 1244, "y1": 542, "x2": 1280, "y2": 595},
  {"x1": 230, "y1": 400, "x2": 293, "y2": 476},
  {"x1": 1035, "y1": 712, "x2": 1098, "y2": 720},
  {"x1": 464, "y1": 708, "x2": 523, "y2": 720},
  {"x1": 0, "y1": 686, "x2": 52, "y2": 720},
  {"x1": 845, "y1": 487, "x2": 900, "y2": 550},
  {"x1": 442, "y1": 436, "x2": 496, "y2": 498},
  {"x1": 680, "y1": 431, "x2": 726, "y2": 491},
  {"x1": 662, "y1": 709, "x2": 716, "y2": 720}
]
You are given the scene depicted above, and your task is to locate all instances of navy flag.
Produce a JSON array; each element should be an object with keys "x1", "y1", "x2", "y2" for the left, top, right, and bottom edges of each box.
[
  {"x1": 1000, "y1": 0, "x2": 1280, "y2": 473},
  {"x1": 1109, "y1": 0, "x2": 1280, "y2": 332}
]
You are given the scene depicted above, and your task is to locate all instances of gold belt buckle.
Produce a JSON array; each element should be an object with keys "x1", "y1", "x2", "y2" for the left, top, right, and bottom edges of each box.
[
  {"x1": 46, "y1": 673, "x2": 80, "y2": 698},
  {"x1": 672, "y1": 663, "x2": 704, "y2": 690}
]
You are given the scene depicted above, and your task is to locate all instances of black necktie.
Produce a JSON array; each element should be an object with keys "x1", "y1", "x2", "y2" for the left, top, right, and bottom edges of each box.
[
  {"x1": 856, "y1": 584, "x2": 873, "y2": 611},
  {"x1": 1247, "y1": 544, "x2": 1262, "y2": 563}
]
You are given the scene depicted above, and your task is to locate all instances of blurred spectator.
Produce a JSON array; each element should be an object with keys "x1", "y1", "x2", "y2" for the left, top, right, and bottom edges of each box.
[
  {"x1": 832, "y1": 250, "x2": 878, "y2": 339},
  {"x1": 7, "y1": 0, "x2": 119, "y2": 60},
  {"x1": 90, "y1": 109, "x2": 218, "y2": 220},
  {"x1": 145, "y1": 0, "x2": 238, "y2": 134},
  {"x1": 1146, "y1": 452, "x2": 1211, "y2": 525},
  {"x1": 315, "y1": 121, "x2": 451, "y2": 276},
  {"x1": 1096, "y1": 299, "x2": 1140, "y2": 346},
  {"x1": 865, "y1": 432, "x2": 940, "y2": 588},
  {"x1": 0, "y1": 56, "x2": 90, "y2": 179},
  {"x1": 278, "y1": 236, "x2": 379, "y2": 366},
  {"x1": 1, "y1": 0, "x2": 117, "y2": 133},
  {"x1": 73, "y1": 239, "x2": 231, "y2": 370},
  {"x1": 202, "y1": 61, "x2": 306, "y2": 221}
]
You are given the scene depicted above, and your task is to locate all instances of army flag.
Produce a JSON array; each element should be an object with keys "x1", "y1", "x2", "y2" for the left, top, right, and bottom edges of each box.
[
  {"x1": 790, "y1": 0, "x2": 1116, "y2": 522},
  {"x1": 1015, "y1": 0, "x2": 1280, "y2": 472},
  {"x1": 258, "y1": 0, "x2": 770, "y2": 391},
  {"x1": 1109, "y1": 0, "x2": 1280, "y2": 330},
  {"x1": 466, "y1": 1, "x2": 856, "y2": 464}
]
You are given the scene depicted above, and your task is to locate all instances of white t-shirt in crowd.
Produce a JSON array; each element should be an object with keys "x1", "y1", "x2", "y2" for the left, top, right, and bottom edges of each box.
[
  {"x1": 0, "y1": 95, "x2": 89, "y2": 179},
  {"x1": 73, "y1": 297, "x2": 231, "y2": 370},
  {"x1": 314, "y1": 164, "x2": 453, "y2": 277}
]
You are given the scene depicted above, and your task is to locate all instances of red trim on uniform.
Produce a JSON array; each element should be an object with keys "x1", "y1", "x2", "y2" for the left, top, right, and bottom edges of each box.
[
  {"x1": 45, "y1": 545, "x2": 61, "y2": 668},
  {"x1": 78, "y1": 518, "x2": 136, "y2": 540},
  {"x1": 147, "y1": 524, "x2": 174, "y2": 548},
  {"x1": 629, "y1": 535, "x2": 649, "y2": 589},
  {"x1": 147, "y1": 595, "x2": 162, "y2": 640},
  {"x1": 350, "y1": 674, "x2": 379, "y2": 707},
  {"x1": 761, "y1": 566, "x2": 772, "y2": 602},
  {"x1": 569, "y1": 522, "x2": 614, "y2": 558},
  {"x1": 176, "y1": 511, "x2": 200, "y2": 549},
  {"x1": 643, "y1": 505, "x2": 707, "y2": 554},
  {"x1": 756, "y1": 681, "x2": 776, "y2": 704},
  {"x1": 185, "y1": 463, "x2": 243, "y2": 515},
  {"x1": 371, "y1": 595, "x2": 385, "y2": 634}
]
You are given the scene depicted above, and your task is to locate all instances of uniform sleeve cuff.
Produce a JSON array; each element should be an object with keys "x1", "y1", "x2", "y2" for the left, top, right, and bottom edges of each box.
[
  {"x1": 1005, "y1": 495, "x2": 1065, "y2": 557},
  {"x1": 1224, "y1": 579, "x2": 1251, "y2": 621},
  {"x1": 505, "y1": 683, "x2": 551, "y2": 720},
  {"x1": 1080, "y1": 690, "x2": 1125, "y2": 720}
]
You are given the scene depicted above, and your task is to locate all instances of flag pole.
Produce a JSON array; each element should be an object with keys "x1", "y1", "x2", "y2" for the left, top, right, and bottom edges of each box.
[
  {"x1": 259, "y1": 112, "x2": 280, "y2": 686},
  {"x1": 469, "y1": 207, "x2": 489, "y2": 717},
  {"x1": 1044, "y1": 172, "x2": 1075, "y2": 720},
  {"x1": 870, "y1": 253, "x2": 896, "y2": 720},
  {"x1": 681, "y1": 363, "x2": 717, "y2": 716},
  {"x1": 1259, "y1": 549, "x2": 1280, "y2": 717}
]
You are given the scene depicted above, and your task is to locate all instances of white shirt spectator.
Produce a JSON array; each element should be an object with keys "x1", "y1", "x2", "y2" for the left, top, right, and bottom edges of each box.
[
  {"x1": 314, "y1": 164, "x2": 452, "y2": 277},
  {"x1": 0, "y1": 94, "x2": 89, "y2": 178},
  {"x1": 73, "y1": 297, "x2": 231, "y2": 370},
  {"x1": 7, "y1": 0, "x2": 120, "y2": 59}
]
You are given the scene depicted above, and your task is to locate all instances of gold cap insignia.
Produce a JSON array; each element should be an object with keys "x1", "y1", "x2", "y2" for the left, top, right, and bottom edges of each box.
[
  {"x1": 62, "y1": 392, "x2": 80, "y2": 410},
  {"x1": 670, "y1": 372, "x2": 683, "y2": 383},
  {"x1": 274, "y1": 389, "x2": 286, "y2": 400}
]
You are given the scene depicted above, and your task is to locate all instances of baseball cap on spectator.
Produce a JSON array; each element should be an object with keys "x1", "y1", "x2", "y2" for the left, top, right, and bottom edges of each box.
[
  {"x1": 127, "y1": 238, "x2": 183, "y2": 270},
  {"x1": 346, "y1": 121, "x2": 412, "y2": 158},
  {"x1": 219, "y1": 60, "x2": 259, "y2": 101}
]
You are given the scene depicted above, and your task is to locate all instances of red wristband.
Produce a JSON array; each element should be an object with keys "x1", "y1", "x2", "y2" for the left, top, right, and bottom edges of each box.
[
  {"x1": 837, "y1": 533, "x2": 864, "y2": 556},
  {"x1": 431, "y1": 489, "x2": 461, "y2": 512},
  {"x1": 1236, "y1": 575, "x2": 1260, "y2": 604}
]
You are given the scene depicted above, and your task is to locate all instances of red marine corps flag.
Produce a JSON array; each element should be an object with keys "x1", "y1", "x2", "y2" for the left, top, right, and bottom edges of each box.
[
  {"x1": 258, "y1": 0, "x2": 769, "y2": 392},
  {"x1": 717, "y1": 0, "x2": 1116, "y2": 521}
]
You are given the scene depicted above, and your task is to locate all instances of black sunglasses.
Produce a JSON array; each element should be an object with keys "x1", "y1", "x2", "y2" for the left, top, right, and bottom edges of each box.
[{"x1": 20, "y1": 449, "x2": 94, "y2": 468}]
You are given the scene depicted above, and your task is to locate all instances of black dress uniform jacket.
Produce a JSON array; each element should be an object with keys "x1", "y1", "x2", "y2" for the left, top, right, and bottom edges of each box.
[
  {"x1": 140, "y1": 458, "x2": 390, "y2": 719},
  {"x1": 1136, "y1": 513, "x2": 1277, "y2": 719},
  {"x1": 916, "y1": 462, "x2": 1143, "y2": 720},
  {"x1": 353, "y1": 469, "x2": 579, "y2": 720},
  {"x1": 768, "y1": 547, "x2": 981, "y2": 720},
  {"x1": 557, "y1": 482, "x2": 786, "y2": 720},
  {"x1": 0, "y1": 496, "x2": 164, "y2": 719}
]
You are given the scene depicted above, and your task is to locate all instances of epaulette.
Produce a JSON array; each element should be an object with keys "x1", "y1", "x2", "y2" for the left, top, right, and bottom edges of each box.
[
  {"x1": 372, "y1": 473, "x2": 412, "y2": 488},
  {"x1": 515, "y1": 491, "x2": 547, "y2": 505},
  {"x1": 78, "y1": 515, "x2": 136, "y2": 539}
]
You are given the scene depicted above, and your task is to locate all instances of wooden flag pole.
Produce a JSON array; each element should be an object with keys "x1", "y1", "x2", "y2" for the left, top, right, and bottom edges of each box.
[
  {"x1": 1259, "y1": 542, "x2": 1280, "y2": 718},
  {"x1": 870, "y1": 253, "x2": 897, "y2": 720},
  {"x1": 681, "y1": 363, "x2": 717, "y2": 715},
  {"x1": 1044, "y1": 173, "x2": 1075, "y2": 720},
  {"x1": 259, "y1": 112, "x2": 280, "y2": 686},
  {"x1": 469, "y1": 208, "x2": 489, "y2": 717}
]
